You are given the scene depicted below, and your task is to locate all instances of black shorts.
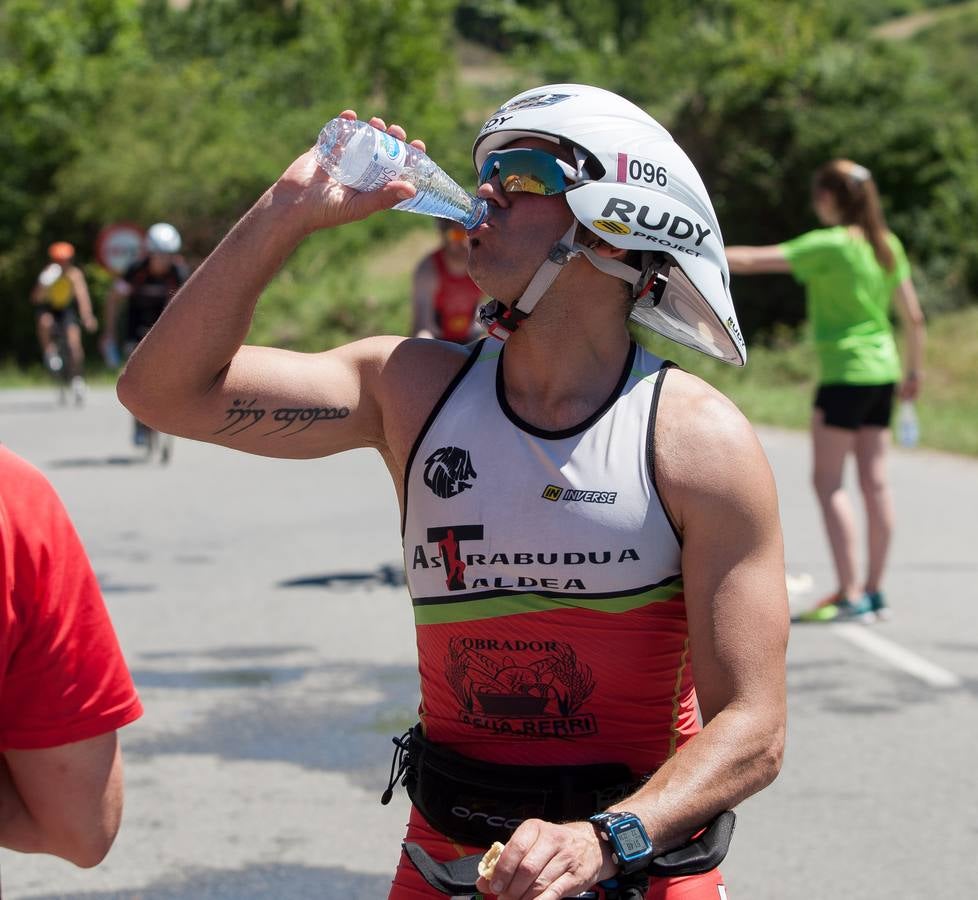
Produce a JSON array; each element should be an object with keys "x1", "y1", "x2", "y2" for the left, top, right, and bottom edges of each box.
[
  {"x1": 814, "y1": 383, "x2": 895, "y2": 430},
  {"x1": 34, "y1": 304, "x2": 79, "y2": 329}
]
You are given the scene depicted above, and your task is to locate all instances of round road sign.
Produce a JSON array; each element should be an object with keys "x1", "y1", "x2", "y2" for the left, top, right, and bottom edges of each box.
[{"x1": 95, "y1": 223, "x2": 145, "y2": 275}]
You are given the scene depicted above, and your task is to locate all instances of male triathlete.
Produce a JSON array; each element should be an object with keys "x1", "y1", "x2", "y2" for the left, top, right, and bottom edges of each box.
[
  {"x1": 1, "y1": 444, "x2": 143, "y2": 865},
  {"x1": 118, "y1": 85, "x2": 789, "y2": 899},
  {"x1": 103, "y1": 223, "x2": 188, "y2": 445},
  {"x1": 412, "y1": 218, "x2": 486, "y2": 343},
  {"x1": 30, "y1": 242, "x2": 98, "y2": 405}
]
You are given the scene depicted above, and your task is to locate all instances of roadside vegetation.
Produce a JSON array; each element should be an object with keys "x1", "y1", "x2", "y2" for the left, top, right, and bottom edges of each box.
[{"x1": 1, "y1": 0, "x2": 975, "y2": 456}]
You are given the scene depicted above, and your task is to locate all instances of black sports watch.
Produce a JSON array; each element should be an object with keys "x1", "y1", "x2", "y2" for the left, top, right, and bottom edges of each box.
[{"x1": 589, "y1": 811, "x2": 655, "y2": 875}]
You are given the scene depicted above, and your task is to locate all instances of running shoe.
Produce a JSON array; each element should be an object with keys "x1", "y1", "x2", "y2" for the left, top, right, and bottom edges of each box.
[
  {"x1": 794, "y1": 595, "x2": 875, "y2": 623},
  {"x1": 71, "y1": 376, "x2": 87, "y2": 406},
  {"x1": 865, "y1": 590, "x2": 890, "y2": 621},
  {"x1": 44, "y1": 350, "x2": 64, "y2": 374}
]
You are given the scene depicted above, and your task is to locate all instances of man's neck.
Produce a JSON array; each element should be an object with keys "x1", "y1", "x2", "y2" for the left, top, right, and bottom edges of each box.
[{"x1": 500, "y1": 294, "x2": 632, "y2": 432}]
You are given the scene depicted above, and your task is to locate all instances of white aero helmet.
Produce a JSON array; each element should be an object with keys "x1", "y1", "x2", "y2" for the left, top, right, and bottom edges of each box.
[
  {"x1": 146, "y1": 222, "x2": 182, "y2": 255},
  {"x1": 473, "y1": 84, "x2": 746, "y2": 365}
]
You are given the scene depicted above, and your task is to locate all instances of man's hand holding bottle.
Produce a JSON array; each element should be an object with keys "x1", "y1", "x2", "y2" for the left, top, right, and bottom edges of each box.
[{"x1": 270, "y1": 111, "x2": 422, "y2": 234}]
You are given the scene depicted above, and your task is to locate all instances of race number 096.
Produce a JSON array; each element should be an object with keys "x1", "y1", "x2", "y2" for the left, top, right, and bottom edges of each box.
[{"x1": 629, "y1": 159, "x2": 668, "y2": 187}]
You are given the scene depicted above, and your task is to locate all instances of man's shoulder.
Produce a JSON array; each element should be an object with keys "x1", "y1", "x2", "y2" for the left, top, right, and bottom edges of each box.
[
  {"x1": 658, "y1": 367, "x2": 745, "y2": 426},
  {"x1": 655, "y1": 368, "x2": 763, "y2": 482},
  {"x1": 349, "y1": 333, "x2": 473, "y2": 389},
  {"x1": 377, "y1": 335, "x2": 473, "y2": 392},
  {"x1": 363, "y1": 336, "x2": 477, "y2": 462}
]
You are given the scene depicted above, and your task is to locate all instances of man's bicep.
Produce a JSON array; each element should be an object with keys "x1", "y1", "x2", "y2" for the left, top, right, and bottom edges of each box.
[
  {"x1": 676, "y1": 417, "x2": 789, "y2": 723},
  {"x1": 123, "y1": 336, "x2": 398, "y2": 459}
]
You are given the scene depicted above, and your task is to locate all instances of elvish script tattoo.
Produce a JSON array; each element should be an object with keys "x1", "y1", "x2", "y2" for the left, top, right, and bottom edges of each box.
[{"x1": 214, "y1": 398, "x2": 350, "y2": 437}]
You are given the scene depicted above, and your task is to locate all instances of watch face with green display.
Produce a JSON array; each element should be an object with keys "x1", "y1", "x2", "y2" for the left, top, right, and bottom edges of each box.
[{"x1": 589, "y1": 812, "x2": 655, "y2": 875}]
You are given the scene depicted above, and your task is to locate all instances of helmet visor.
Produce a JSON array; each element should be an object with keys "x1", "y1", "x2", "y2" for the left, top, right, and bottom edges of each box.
[
  {"x1": 478, "y1": 149, "x2": 579, "y2": 196},
  {"x1": 631, "y1": 265, "x2": 745, "y2": 365}
]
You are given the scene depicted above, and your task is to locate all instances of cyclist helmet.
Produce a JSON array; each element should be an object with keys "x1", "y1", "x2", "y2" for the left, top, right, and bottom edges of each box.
[
  {"x1": 48, "y1": 242, "x2": 75, "y2": 262},
  {"x1": 145, "y1": 222, "x2": 182, "y2": 255},
  {"x1": 473, "y1": 84, "x2": 746, "y2": 365}
]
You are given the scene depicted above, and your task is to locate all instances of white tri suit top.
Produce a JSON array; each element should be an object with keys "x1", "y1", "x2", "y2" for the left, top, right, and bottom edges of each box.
[{"x1": 401, "y1": 338, "x2": 699, "y2": 775}]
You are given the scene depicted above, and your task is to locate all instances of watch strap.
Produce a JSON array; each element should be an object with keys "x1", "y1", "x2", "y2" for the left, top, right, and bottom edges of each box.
[{"x1": 589, "y1": 811, "x2": 654, "y2": 875}]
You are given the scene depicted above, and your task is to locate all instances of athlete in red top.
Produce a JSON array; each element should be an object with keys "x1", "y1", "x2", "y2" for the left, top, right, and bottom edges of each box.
[
  {"x1": 118, "y1": 84, "x2": 788, "y2": 900},
  {"x1": 412, "y1": 218, "x2": 486, "y2": 343},
  {"x1": 0, "y1": 445, "x2": 143, "y2": 865}
]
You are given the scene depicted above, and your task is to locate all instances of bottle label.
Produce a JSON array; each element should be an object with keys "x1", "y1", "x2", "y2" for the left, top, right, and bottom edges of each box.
[{"x1": 348, "y1": 130, "x2": 408, "y2": 192}]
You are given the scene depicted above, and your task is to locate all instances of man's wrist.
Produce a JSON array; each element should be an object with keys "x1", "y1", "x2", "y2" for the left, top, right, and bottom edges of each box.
[
  {"x1": 580, "y1": 819, "x2": 619, "y2": 882},
  {"x1": 588, "y1": 811, "x2": 655, "y2": 876}
]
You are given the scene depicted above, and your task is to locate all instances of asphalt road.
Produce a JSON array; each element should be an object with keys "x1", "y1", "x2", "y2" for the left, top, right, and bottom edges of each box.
[{"x1": 0, "y1": 386, "x2": 975, "y2": 899}]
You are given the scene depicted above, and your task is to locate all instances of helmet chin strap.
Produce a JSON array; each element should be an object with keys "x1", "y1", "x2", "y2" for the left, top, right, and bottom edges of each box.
[
  {"x1": 481, "y1": 223, "x2": 649, "y2": 340},
  {"x1": 481, "y1": 221, "x2": 579, "y2": 340},
  {"x1": 577, "y1": 246, "x2": 643, "y2": 288}
]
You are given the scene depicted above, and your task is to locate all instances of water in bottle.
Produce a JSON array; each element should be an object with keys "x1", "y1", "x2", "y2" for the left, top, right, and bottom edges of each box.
[
  {"x1": 315, "y1": 117, "x2": 488, "y2": 230},
  {"x1": 897, "y1": 400, "x2": 919, "y2": 448}
]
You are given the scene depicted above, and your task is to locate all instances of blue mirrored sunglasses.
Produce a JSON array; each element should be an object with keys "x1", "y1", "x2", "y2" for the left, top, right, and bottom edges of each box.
[{"x1": 478, "y1": 148, "x2": 580, "y2": 196}]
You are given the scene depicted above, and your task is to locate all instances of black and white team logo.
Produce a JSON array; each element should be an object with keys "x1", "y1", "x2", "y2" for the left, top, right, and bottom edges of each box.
[{"x1": 423, "y1": 446, "x2": 477, "y2": 499}]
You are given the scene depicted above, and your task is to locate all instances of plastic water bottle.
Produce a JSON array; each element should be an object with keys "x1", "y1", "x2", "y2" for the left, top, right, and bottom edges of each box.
[
  {"x1": 315, "y1": 117, "x2": 488, "y2": 230},
  {"x1": 897, "y1": 400, "x2": 919, "y2": 448}
]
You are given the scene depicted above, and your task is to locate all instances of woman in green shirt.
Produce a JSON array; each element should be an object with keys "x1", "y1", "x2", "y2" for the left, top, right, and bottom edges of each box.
[{"x1": 726, "y1": 159, "x2": 926, "y2": 622}]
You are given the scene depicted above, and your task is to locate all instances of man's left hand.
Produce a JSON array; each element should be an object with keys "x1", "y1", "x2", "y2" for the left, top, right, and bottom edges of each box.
[{"x1": 475, "y1": 819, "x2": 616, "y2": 900}]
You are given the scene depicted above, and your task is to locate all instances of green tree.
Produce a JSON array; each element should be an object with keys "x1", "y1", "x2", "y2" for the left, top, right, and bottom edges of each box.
[
  {"x1": 456, "y1": 0, "x2": 978, "y2": 338},
  {"x1": 0, "y1": 0, "x2": 140, "y2": 360},
  {"x1": 0, "y1": 0, "x2": 468, "y2": 363}
]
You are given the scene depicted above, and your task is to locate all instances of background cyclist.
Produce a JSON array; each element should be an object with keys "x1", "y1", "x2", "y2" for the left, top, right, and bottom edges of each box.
[
  {"x1": 29, "y1": 241, "x2": 98, "y2": 405},
  {"x1": 102, "y1": 223, "x2": 188, "y2": 446},
  {"x1": 726, "y1": 159, "x2": 926, "y2": 623},
  {"x1": 411, "y1": 217, "x2": 486, "y2": 343}
]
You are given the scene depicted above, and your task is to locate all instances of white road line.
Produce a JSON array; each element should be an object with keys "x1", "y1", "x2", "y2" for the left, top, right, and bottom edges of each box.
[{"x1": 831, "y1": 623, "x2": 963, "y2": 689}]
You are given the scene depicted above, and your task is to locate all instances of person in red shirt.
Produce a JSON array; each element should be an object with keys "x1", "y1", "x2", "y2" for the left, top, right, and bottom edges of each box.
[
  {"x1": 411, "y1": 218, "x2": 485, "y2": 343},
  {"x1": 0, "y1": 445, "x2": 143, "y2": 866}
]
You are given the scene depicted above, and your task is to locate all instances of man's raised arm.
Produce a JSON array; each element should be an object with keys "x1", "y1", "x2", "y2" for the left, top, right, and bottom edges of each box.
[{"x1": 117, "y1": 113, "x2": 423, "y2": 460}]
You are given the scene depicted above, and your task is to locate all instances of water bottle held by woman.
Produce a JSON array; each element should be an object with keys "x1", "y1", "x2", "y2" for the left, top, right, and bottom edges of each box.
[
  {"x1": 315, "y1": 117, "x2": 488, "y2": 230},
  {"x1": 897, "y1": 400, "x2": 919, "y2": 448}
]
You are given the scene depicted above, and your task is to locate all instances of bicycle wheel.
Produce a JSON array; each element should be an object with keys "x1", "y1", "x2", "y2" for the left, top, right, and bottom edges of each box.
[{"x1": 158, "y1": 433, "x2": 174, "y2": 465}]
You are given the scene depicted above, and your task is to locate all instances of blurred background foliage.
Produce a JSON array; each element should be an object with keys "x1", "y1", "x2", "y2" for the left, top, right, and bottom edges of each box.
[
  {"x1": 1, "y1": 0, "x2": 976, "y2": 392},
  {"x1": 457, "y1": 0, "x2": 978, "y2": 334}
]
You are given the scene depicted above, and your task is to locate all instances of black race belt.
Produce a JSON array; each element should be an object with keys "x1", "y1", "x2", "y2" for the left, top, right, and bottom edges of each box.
[{"x1": 382, "y1": 724, "x2": 647, "y2": 847}]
